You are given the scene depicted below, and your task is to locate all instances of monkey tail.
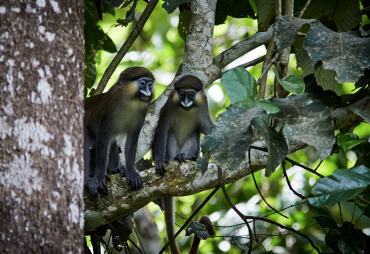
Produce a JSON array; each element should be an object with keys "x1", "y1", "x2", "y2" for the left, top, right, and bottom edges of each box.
[{"x1": 163, "y1": 196, "x2": 181, "y2": 254}]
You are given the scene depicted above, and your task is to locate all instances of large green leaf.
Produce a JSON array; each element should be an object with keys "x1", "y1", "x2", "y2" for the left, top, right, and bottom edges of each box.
[
  {"x1": 275, "y1": 16, "x2": 315, "y2": 51},
  {"x1": 271, "y1": 93, "x2": 335, "y2": 160},
  {"x1": 304, "y1": 21, "x2": 370, "y2": 83},
  {"x1": 221, "y1": 67, "x2": 257, "y2": 103},
  {"x1": 337, "y1": 133, "x2": 364, "y2": 152},
  {"x1": 251, "y1": 118, "x2": 288, "y2": 177},
  {"x1": 200, "y1": 106, "x2": 265, "y2": 171},
  {"x1": 236, "y1": 99, "x2": 280, "y2": 113},
  {"x1": 256, "y1": 0, "x2": 275, "y2": 32},
  {"x1": 273, "y1": 68, "x2": 305, "y2": 95},
  {"x1": 215, "y1": 0, "x2": 255, "y2": 25},
  {"x1": 308, "y1": 165, "x2": 370, "y2": 207}
]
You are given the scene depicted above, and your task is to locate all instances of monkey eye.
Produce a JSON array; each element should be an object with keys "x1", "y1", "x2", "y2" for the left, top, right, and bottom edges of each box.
[
  {"x1": 139, "y1": 80, "x2": 146, "y2": 86},
  {"x1": 187, "y1": 91, "x2": 196, "y2": 98}
]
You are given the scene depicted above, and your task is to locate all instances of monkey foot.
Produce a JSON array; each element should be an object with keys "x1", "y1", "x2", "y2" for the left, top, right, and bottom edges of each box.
[
  {"x1": 110, "y1": 166, "x2": 126, "y2": 177},
  {"x1": 175, "y1": 153, "x2": 187, "y2": 163},
  {"x1": 126, "y1": 170, "x2": 142, "y2": 190},
  {"x1": 155, "y1": 161, "x2": 166, "y2": 175}
]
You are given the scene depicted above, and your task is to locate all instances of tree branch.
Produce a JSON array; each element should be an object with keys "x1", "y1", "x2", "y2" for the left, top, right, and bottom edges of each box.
[
  {"x1": 213, "y1": 26, "x2": 274, "y2": 70},
  {"x1": 136, "y1": 0, "x2": 219, "y2": 159},
  {"x1": 95, "y1": 0, "x2": 159, "y2": 95}
]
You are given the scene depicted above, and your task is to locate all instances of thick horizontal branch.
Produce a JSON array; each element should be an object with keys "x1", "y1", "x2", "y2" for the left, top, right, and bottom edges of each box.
[{"x1": 85, "y1": 139, "x2": 303, "y2": 233}]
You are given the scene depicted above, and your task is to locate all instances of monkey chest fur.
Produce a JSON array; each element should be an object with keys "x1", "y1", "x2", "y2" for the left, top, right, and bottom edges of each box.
[
  {"x1": 169, "y1": 109, "x2": 200, "y2": 148},
  {"x1": 111, "y1": 100, "x2": 148, "y2": 138}
]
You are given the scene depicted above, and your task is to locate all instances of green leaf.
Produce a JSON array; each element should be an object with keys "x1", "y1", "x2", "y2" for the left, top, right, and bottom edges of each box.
[
  {"x1": 200, "y1": 106, "x2": 265, "y2": 171},
  {"x1": 272, "y1": 93, "x2": 335, "y2": 161},
  {"x1": 178, "y1": 9, "x2": 190, "y2": 41},
  {"x1": 185, "y1": 221, "x2": 209, "y2": 240},
  {"x1": 251, "y1": 118, "x2": 288, "y2": 177},
  {"x1": 351, "y1": 107, "x2": 370, "y2": 125},
  {"x1": 235, "y1": 99, "x2": 280, "y2": 113},
  {"x1": 308, "y1": 165, "x2": 370, "y2": 207},
  {"x1": 273, "y1": 68, "x2": 305, "y2": 95},
  {"x1": 215, "y1": 0, "x2": 255, "y2": 25},
  {"x1": 103, "y1": 0, "x2": 126, "y2": 8},
  {"x1": 314, "y1": 216, "x2": 339, "y2": 233},
  {"x1": 221, "y1": 67, "x2": 257, "y2": 104},
  {"x1": 337, "y1": 133, "x2": 364, "y2": 151},
  {"x1": 275, "y1": 16, "x2": 315, "y2": 51},
  {"x1": 256, "y1": 0, "x2": 275, "y2": 31},
  {"x1": 162, "y1": 0, "x2": 191, "y2": 14},
  {"x1": 116, "y1": 0, "x2": 138, "y2": 26},
  {"x1": 304, "y1": 20, "x2": 370, "y2": 83}
]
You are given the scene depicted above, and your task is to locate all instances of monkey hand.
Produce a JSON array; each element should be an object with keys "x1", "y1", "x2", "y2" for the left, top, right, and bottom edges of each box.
[
  {"x1": 175, "y1": 153, "x2": 187, "y2": 163},
  {"x1": 109, "y1": 166, "x2": 126, "y2": 177},
  {"x1": 126, "y1": 168, "x2": 142, "y2": 190},
  {"x1": 155, "y1": 161, "x2": 166, "y2": 176},
  {"x1": 85, "y1": 176, "x2": 108, "y2": 197}
]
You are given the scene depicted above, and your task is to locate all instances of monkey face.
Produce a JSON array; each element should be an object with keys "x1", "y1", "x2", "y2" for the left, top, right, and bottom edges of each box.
[
  {"x1": 137, "y1": 77, "x2": 154, "y2": 102},
  {"x1": 177, "y1": 89, "x2": 199, "y2": 110}
]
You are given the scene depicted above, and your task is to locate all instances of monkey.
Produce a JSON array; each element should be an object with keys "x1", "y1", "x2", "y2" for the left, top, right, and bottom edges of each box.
[
  {"x1": 189, "y1": 216, "x2": 215, "y2": 254},
  {"x1": 84, "y1": 66, "x2": 154, "y2": 197},
  {"x1": 152, "y1": 75, "x2": 213, "y2": 254}
]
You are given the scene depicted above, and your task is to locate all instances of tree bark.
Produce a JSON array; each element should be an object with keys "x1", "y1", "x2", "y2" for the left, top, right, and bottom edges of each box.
[{"x1": 0, "y1": 1, "x2": 84, "y2": 253}]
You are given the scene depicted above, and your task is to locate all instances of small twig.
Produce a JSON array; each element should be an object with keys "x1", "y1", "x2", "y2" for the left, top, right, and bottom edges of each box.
[
  {"x1": 314, "y1": 160, "x2": 323, "y2": 171},
  {"x1": 357, "y1": 196, "x2": 370, "y2": 206},
  {"x1": 159, "y1": 187, "x2": 220, "y2": 254},
  {"x1": 217, "y1": 166, "x2": 253, "y2": 254},
  {"x1": 282, "y1": 161, "x2": 306, "y2": 200},
  {"x1": 285, "y1": 157, "x2": 324, "y2": 178},
  {"x1": 246, "y1": 216, "x2": 322, "y2": 253},
  {"x1": 338, "y1": 203, "x2": 344, "y2": 224},
  {"x1": 222, "y1": 55, "x2": 267, "y2": 76},
  {"x1": 248, "y1": 147, "x2": 288, "y2": 219},
  {"x1": 238, "y1": 55, "x2": 266, "y2": 69},
  {"x1": 298, "y1": 0, "x2": 312, "y2": 18},
  {"x1": 256, "y1": 53, "x2": 280, "y2": 86},
  {"x1": 95, "y1": 0, "x2": 159, "y2": 94}
]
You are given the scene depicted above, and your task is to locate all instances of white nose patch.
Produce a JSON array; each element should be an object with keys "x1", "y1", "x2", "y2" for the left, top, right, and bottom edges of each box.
[
  {"x1": 181, "y1": 101, "x2": 193, "y2": 107},
  {"x1": 140, "y1": 90, "x2": 151, "y2": 97}
]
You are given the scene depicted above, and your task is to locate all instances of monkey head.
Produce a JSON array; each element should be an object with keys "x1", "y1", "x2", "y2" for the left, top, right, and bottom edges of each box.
[
  {"x1": 174, "y1": 75, "x2": 204, "y2": 111},
  {"x1": 118, "y1": 66, "x2": 155, "y2": 102}
]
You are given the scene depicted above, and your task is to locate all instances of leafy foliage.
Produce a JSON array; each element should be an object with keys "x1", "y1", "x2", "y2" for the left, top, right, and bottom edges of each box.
[
  {"x1": 308, "y1": 166, "x2": 370, "y2": 207},
  {"x1": 251, "y1": 118, "x2": 288, "y2": 177},
  {"x1": 337, "y1": 134, "x2": 364, "y2": 152},
  {"x1": 185, "y1": 221, "x2": 210, "y2": 240},
  {"x1": 200, "y1": 106, "x2": 265, "y2": 171},
  {"x1": 162, "y1": 0, "x2": 191, "y2": 14},
  {"x1": 271, "y1": 93, "x2": 335, "y2": 161},
  {"x1": 273, "y1": 68, "x2": 305, "y2": 95},
  {"x1": 315, "y1": 217, "x2": 370, "y2": 253},
  {"x1": 304, "y1": 21, "x2": 370, "y2": 83},
  {"x1": 215, "y1": 0, "x2": 255, "y2": 25},
  {"x1": 84, "y1": 0, "x2": 117, "y2": 90},
  {"x1": 221, "y1": 67, "x2": 280, "y2": 113},
  {"x1": 116, "y1": 0, "x2": 138, "y2": 26}
]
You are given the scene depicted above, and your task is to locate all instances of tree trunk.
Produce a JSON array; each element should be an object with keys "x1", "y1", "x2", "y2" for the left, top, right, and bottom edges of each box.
[{"x1": 0, "y1": 1, "x2": 84, "y2": 253}]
